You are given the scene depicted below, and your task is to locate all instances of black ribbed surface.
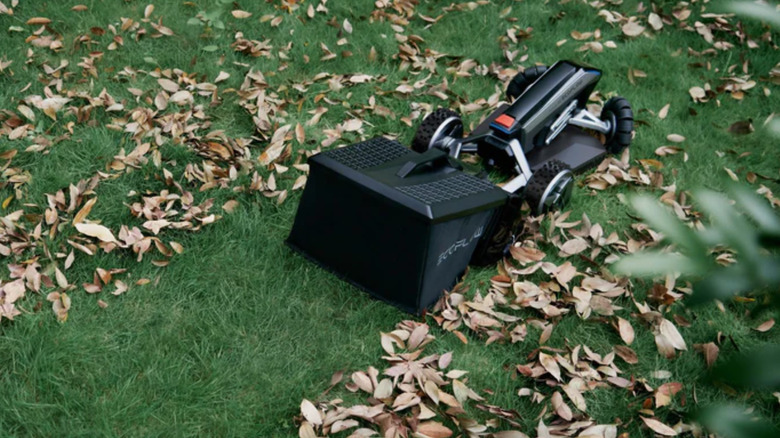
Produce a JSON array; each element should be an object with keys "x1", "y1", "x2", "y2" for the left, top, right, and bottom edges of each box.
[
  {"x1": 411, "y1": 108, "x2": 461, "y2": 153},
  {"x1": 324, "y1": 137, "x2": 409, "y2": 170},
  {"x1": 601, "y1": 96, "x2": 633, "y2": 154},
  {"x1": 524, "y1": 159, "x2": 568, "y2": 212},
  {"x1": 397, "y1": 173, "x2": 495, "y2": 204}
]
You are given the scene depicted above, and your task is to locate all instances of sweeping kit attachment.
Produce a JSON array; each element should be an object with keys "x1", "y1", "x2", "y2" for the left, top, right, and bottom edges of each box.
[
  {"x1": 287, "y1": 138, "x2": 508, "y2": 314},
  {"x1": 288, "y1": 60, "x2": 634, "y2": 313}
]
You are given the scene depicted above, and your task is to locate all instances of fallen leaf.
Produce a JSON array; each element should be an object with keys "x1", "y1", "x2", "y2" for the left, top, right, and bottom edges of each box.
[
  {"x1": 694, "y1": 342, "x2": 719, "y2": 368},
  {"x1": 300, "y1": 399, "x2": 322, "y2": 426},
  {"x1": 689, "y1": 87, "x2": 706, "y2": 100},
  {"x1": 754, "y1": 318, "x2": 774, "y2": 332},
  {"x1": 27, "y1": 17, "x2": 52, "y2": 25},
  {"x1": 75, "y1": 223, "x2": 116, "y2": 243},
  {"x1": 158, "y1": 78, "x2": 179, "y2": 93},
  {"x1": 539, "y1": 352, "x2": 561, "y2": 381},
  {"x1": 617, "y1": 317, "x2": 635, "y2": 345},
  {"x1": 659, "y1": 103, "x2": 670, "y2": 119},
  {"x1": 551, "y1": 392, "x2": 573, "y2": 421},
  {"x1": 614, "y1": 345, "x2": 638, "y2": 364},
  {"x1": 232, "y1": 10, "x2": 252, "y2": 19},
  {"x1": 640, "y1": 417, "x2": 677, "y2": 436},
  {"x1": 417, "y1": 421, "x2": 452, "y2": 438},
  {"x1": 648, "y1": 13, "x2": 663, "y2": 30},
  {"x1": 215, "y1": 71, "x2": 230, "y2": 83},
  {"x1": 222, "y1": 200, "x2": 239, "y2": 213},
  {"x1": 622, "y1": 21, "x2": 645, "y2": 37}
]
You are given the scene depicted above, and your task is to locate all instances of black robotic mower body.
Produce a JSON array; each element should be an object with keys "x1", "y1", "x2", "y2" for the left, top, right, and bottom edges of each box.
[
  {"x1": 288, "y1": 60, "x2": 634, "y2": 313},
  {"x1": 412, "y1": 60, "x2": 634, "y2": 264}
]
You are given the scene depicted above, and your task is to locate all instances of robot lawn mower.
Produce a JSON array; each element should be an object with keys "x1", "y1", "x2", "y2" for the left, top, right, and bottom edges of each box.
[
  {"x1": 287, "y1": 60, "x2": 634, "y2": 313},
  {"x1": 412, "y1": 60, "x2": 634, "y2": 264}
]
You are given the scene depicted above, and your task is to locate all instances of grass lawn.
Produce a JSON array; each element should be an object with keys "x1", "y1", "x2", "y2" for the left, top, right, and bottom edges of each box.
[{"x1": 0, "y1": 0, "x2": 778, "y2": 436}]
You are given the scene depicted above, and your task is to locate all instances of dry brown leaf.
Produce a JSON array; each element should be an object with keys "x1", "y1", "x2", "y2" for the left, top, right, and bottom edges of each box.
[
  {"x1": 158, "y1": 78, "x2": 179, "y2": 93},
  {"x1": 648, "y1": 13, "x2": 663, "y2": 31},
  {"x1": 215, "y1": 71, "x2": 230, "y2": 83},
  {"x1": 27, "y1": 17, "x2": 52, "y2": 25},
  {"x1": 614, "y1": 345, "x2": 638, "y2": 364},
  {"x1": 562, "y1": 379, "x2": 587, "y2": 412},
  {"x1": 300, "y1": 399, "x2": 322, "y2": 426},
  {"x1": 560, "y1": 238, "x2": 588, "y2": 256},
  {"x1": 617, "y1": 317, "x2": 635, "y2": 345},
  {"x1": 689, "y1": 87, "x2": 706, "y2": 100},
  {"x1": 667, "y1": 134, "x2": 686, "y2": 143},
  {"x1": 222, "y1": 200, "x2": 239, "y2": 213},
  {"x1": 169, "y1": 90, "x2": 194, "y2": 106},
  {"x1": 351, "y1": 371, "x2": 373, "y2": 393},
  {"x1": 75, "y1": 223, "x2": 116, "y2": 243},
  {"x1": 417, "y1": 421, "x2": 453, "y2": 438},
  {"x1": 73, "y1": 197, "x2": 97, "y2": 225},
  {"x1": 754, "y1": 318, "x2": 774, "y2": 332},
  {"x1": 374, "y1": 378, "x2": 393, "y2": 399},
  {"x1": 232, "y1": 10, "x2": 252, "y2": 19},
  {"x1": 295, "y1": 123, "x2": 305, "y2": 145},
  {"x1": 659, "y1": 319, "x2": 687, "y2": 351},
  {"x1": 640, "y1": 417, "x2": 677, "y2": 436},
  {"x1": 551, "y1": 391, "x2": 573, "y2": 421},
  {"x1": 659, "y1": 103, "x2": 670, "y2": 119},
  {"x1": 622, "y1": 21, "x2": 645, "y2": 37},
  {"x1": 298, "y1": 423, "x2": 316, "y2": 438},
  {"x1": 539, "y1": 352, "x2": 561, "y2": 381},
  {"x1": 493, "y1": 432, "x2": 530, "y2": 438},
  {"x1": 694, "y1": 342, "x2": 719, "y2": 368}
]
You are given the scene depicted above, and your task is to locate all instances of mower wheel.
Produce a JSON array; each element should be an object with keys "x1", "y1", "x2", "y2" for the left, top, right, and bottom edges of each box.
[
  {"x1": 411, "y1": 108, "x2": 463, "y2": 153},
  {"x1": 506, "y1": 65, "x2": 548, "y2": 101},
  {"x1": 601, "y1": 96, "x2": 633, "y2": 154},
  {"x1": 524, "y1": 160, "x2": 574, "y2": 215}
]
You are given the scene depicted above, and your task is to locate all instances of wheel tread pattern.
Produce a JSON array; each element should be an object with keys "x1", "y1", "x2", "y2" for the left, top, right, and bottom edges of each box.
[
  {"x1": 601, "y1": 97, "x2": 633, "y2": 154},
  {"x1": 411, "y1": 108, "x2": 460, "y2": 153},
  {"x1": 506, "y1": 65, "x2": 548, "y2": 100},
  {"x1": 524, "y1": 159, "x2": 570, "y2": 214}
]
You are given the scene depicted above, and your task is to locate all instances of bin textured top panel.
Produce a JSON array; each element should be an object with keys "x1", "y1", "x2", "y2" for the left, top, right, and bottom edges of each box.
[
  {"x1": 323, "y1": 137, "x2": 410, "y2": 170},
  {"x1": 397, "y1": 173, "x2": 496, "y2": 204}
]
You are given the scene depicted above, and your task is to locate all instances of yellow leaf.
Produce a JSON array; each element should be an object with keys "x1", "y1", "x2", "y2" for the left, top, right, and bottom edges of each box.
[{"x1": 26, "y1": 17, "x2": 51, "y2": 25}]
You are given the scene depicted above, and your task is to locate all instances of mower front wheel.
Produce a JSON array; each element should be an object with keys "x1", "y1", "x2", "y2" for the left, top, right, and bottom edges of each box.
[
  {"x1": 411, "y1": 108, "x2": 464, "y2": 153},
  {"x1": 601, "y1": 97, "x2": 633, "y2": 154},
  {"x1": 524, "y1": 160, "x2": 574, "y2": 215}
]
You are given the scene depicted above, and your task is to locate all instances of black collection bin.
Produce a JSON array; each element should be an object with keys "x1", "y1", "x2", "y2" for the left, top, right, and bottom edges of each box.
[{"x1": 287, "y1": 137, "x2": 508, "y2": 314}]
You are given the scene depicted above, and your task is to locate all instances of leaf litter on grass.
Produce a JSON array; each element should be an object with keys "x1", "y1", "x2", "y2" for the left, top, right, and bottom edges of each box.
[{"x1": 0, "y1": 0, "x2": 778, "y2": 436}]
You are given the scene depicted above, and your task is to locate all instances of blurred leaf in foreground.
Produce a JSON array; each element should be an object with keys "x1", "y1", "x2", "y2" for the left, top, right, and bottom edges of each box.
[
  {"x1": 710, "y1": 345, "x2": 780, "y2": 391},
  {"x1": 695, "y1": 404, "x2": 779, "y2": 438},
  {"x1": 615, "y1": 186, "x2": 780, "y2": 307}
]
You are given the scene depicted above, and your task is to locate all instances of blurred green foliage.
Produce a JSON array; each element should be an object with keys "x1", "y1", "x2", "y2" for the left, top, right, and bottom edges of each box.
[{"x1": 615, "y1": 185, "x2": 780, "y2": 438}]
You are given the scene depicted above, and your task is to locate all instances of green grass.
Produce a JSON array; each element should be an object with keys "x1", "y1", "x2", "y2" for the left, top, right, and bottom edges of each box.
[{"x1": 1, "y1": 0, "x2": 779, "y2": 436}]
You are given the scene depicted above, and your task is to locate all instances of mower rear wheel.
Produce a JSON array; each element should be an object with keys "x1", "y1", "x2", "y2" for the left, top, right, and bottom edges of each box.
[
  {"x1": 524, "y1": 160, "x2": 574, "y2": 215},
  {"x1": 506, "y1": 65, "x2": 548, "y2": 101},
  {"x1": 601, "y1": 96, "x2": 633, "y2": 154},
  {"x1": 411, "y1": 108, "x2": 464, "y2": 153}
]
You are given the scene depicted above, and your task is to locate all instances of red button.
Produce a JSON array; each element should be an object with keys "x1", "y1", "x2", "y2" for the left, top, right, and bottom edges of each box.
[{"x1": 495, "y1": 114, "x2": 515, "y2": 128}]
